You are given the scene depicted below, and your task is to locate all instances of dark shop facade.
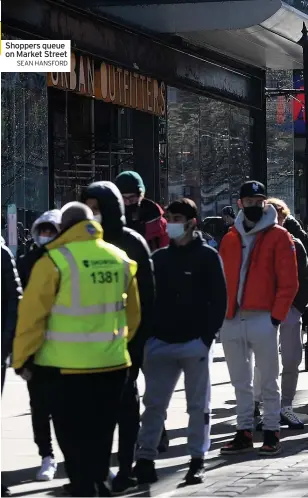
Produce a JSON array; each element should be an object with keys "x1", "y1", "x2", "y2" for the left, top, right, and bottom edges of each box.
[{"x1": 2, "y1": 0, "x2": 266, "y2": 229}]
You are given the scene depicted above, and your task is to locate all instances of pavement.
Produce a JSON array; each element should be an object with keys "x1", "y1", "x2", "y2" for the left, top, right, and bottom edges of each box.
[{"x1": 1, "y1": 342, "x2": 308, "y2": 497}]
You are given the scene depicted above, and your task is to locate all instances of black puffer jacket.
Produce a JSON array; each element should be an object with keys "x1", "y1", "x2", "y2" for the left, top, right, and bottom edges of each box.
[
  {"x1": 284, "y1": 215, "x2": 308, "y2": 252},
  {"x1": 292, "y1": 236, "x2": 308, "y2": 314},
  {"x1": 1, "y1": 238, "x2": 23, "y2": 362},
  {"x1": 81, "y1": 182, "x2": 155, "y2": 358},
  {"x1": 152, "y1": 232, "x2": 227, "y2": 347}
]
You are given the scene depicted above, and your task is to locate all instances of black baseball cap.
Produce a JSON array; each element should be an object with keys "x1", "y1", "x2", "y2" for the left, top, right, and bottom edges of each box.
[{"x1": 240, "y1": 181, "x2": 266, "y2": 199}]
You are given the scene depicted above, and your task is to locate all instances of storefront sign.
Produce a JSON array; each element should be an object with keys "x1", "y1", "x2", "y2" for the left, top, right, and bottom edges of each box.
[{"x1": 47, "y1": 53, "x2": 166, "y2": 117}]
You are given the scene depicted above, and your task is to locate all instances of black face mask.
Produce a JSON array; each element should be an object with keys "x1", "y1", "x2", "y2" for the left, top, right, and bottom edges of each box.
[{"x1": 243, "y1": 206, "x2": 263, "y2": 223}]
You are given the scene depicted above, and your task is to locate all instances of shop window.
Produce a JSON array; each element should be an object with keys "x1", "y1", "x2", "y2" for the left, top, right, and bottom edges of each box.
[
  {"x1": 167, "y1": 87, "x2": 254, "y2": 218},
  {"x1": 49, "y1": 90, "x2": 135, "y2": 207},
  {"x1": 266, "y1": 70, "x2": 295, "y2": 214},
  {"x1": 1, "y1": 70, "x2": 48, "y2": 235}
]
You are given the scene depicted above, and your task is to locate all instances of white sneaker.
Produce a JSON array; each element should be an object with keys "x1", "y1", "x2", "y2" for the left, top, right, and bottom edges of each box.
[
  {"x1": 36, "y1": 457, "x2": 57, "y2": 481},
  {"x1": 280, "y1": 406, "x2": 305, "y2": 429}
]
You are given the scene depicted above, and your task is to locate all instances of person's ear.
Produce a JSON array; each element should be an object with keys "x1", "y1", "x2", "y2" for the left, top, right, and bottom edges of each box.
[
  {"x1": 187, "y1": 218, "x2": 196, "y2": 230},
  {"x1": 237, "y1": 199, "x2": 243, "y2": 210}
]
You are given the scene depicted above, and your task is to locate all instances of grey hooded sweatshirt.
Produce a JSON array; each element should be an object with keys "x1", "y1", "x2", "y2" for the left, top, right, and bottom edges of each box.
[
  {"x1": 236, "y1": 204, "x2": 278, "y2": 306},
  {"x1": 17, "y1": 210, "x2": 61, "y2": 289}
]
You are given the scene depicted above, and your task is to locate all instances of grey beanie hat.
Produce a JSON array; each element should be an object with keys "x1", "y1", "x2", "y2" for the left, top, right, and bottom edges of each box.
[{"x1": 61, "y1": 202, "x2": 94, "y2": 231}]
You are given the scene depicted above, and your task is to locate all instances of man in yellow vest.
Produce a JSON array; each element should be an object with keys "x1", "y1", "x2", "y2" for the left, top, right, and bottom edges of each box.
[{"x1": 13, "y1": 202, "x2": 141, "y2": 497}]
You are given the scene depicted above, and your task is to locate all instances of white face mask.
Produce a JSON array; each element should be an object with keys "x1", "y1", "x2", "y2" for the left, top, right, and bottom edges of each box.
[
  {"x1": 38, "y1": 236, "x2": 54, "y2": 246},
  {"x1": 93, "y1": 214, "x2": 102, "y2": 224},
  {"x1": 166, "y1": 223, "x2": 185, "y2": 240}
]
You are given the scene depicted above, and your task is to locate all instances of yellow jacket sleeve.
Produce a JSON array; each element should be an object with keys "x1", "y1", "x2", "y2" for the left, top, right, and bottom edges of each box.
[
  {"x1": 126, "y1": 274, "x2": 141, "y2": 342},
  {"x1": 13, "y1": 256, "x2": 59, "y2": 369}
]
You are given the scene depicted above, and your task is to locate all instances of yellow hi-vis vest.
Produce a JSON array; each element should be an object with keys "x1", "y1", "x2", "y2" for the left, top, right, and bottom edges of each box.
[{"x1": 34, "y1": 239, "x2": 135, "y2": 370}]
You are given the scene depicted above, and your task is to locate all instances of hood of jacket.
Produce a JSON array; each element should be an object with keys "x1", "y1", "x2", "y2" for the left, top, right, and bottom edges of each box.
[
  {"x1": 31, "y1": 210, "x2": 61, "y2": 244},
  {"x1": 234, "y1": 203, "x2": 278, "y2": 237},
  {"x1": 46, "y1": 220, "x2": 103, "y2": 251},
  {"x1": 80, "y1": 181, "x2": 126, "y2": 240}
]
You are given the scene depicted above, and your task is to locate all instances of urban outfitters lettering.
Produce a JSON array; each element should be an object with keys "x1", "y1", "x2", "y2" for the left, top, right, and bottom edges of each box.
[{"x1": 47, "y1": 52, "x2": 166, "y2": 117}]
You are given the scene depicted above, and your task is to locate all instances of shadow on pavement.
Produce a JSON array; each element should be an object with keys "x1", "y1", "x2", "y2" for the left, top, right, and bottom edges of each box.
[
  {"x1": 5, "y1": 392, "x2": 308, "y2": 497},
  {"x1": 2, "y1": 462, "x2": 67, "y2": 488},
  {"x1": 211, "y1": 406, "x2": 236, "y2": 420}
]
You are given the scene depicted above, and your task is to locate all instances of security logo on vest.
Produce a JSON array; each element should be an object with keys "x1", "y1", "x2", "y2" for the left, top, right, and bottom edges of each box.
[
  {"x1": 86, "y1": 223, "x2": 97, "y2": 235},
  {"x1": 83, "y1": 259, "x2": 117, "y2": 268}
]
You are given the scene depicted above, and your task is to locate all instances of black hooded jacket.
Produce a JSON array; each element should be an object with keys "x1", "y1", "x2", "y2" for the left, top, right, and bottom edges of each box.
[
  {"x1": 291, "y1": 236, "x2": 308, "y2": 314},
  {"x1": 284, "y1": 215, "x2": 308, "y2": 252},
  {"x1": 1, "y1": 238, "x2": 23, "y2": 363},
  {"x1": 81, "y1": 182, "x2": 155, "y2": 357}
]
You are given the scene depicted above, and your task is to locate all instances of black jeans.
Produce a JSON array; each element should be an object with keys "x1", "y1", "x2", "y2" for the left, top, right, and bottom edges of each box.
[
  {"x1": 117, "y1": 355, "x2": 142, "y2": 475},
  {"x1": 49, "y1": 368, "x2": 128, "y2": 497},
  {"x1": 27, "y1": 368, "x2": 54, "y2": 459}
]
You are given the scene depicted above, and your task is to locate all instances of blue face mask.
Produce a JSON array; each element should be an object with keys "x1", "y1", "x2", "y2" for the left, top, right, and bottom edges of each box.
[
  {"x1": 166, "y1": 223, "x2": 185, "y2": 240},
  {"x1": 38, "y1": 236, "x2": 54, "y2": 246}
]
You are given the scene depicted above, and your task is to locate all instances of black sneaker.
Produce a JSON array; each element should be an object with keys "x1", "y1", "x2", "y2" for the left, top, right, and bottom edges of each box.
[
  {"x1": 97, "y1": 483, "x2": 112, "y2": 497},
  {"x1": 280, "y1": 406, "x2": 305, "y2": 429},
  {"x1": 220, "y1": 430, "x2": 254, "y2": 455},
  {"x1": 259, "y1": 430, "x2": 282, "y2": 456},
  {"x1": 134, "y1": 459, "x2": 158, "y2": 484},
  {"x1": 59, "y1": 484, "x2": 72, "y2": 496},
  {"x1": 111, "y1": 473, "x2": 138, "y2": 494},
  {"x1": 184, "y1": 458, "x2": 205, "y2": 485}
]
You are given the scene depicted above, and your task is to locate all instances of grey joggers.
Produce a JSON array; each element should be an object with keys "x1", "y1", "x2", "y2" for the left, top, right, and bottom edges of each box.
[
  {"x1": 136, "y1": 337, "x2": 211, "y2": 460},
  {"x1": 254, "y1": 306, "x2": 303, "y2": 408},
  {"x1": 221, "y1": 311, "x2": 280, "y2": 432}
]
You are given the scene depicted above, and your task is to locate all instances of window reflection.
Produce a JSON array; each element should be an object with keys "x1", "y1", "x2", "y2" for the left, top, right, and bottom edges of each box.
[
  {"x1": 167, "y1": 87, "x2": 254, "y2": 218},
  {"x1": 1, "y1": 69, "x2": 48, "y2": 230},
  {"x1": 266, "y1": 70, "x2": 294, "y2": 214}
]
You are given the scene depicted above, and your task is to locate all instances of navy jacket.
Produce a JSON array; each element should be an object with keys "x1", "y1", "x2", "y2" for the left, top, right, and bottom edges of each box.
[{"x1": 152, "y1": 232, "x2": 227, "y2": 347}]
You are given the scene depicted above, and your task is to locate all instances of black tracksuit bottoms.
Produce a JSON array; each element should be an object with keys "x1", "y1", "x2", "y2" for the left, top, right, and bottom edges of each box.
[
  {"x1": 49, "y1": 368, "x2": 127, "y2": 497},
  {"x1": 117, "y1": 357, "x2": 141, "y2": 474},
  {"x1": 27, "y1": 369, "x2": 54, "y2": 459}
]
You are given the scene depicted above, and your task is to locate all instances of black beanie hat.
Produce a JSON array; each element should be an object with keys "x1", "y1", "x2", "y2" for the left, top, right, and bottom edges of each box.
[{"x1": 166, "y1": 198, "x2": 198, "y2": 220}]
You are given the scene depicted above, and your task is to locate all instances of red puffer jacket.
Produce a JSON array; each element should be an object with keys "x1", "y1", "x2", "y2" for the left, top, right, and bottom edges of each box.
[{"x1": 219, "y1": 225, "x2": 299, "y2": 322}]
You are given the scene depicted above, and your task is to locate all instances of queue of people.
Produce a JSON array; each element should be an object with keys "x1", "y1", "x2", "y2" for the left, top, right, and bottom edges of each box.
[{"x1": 1, "y1": 174, "x2": 307, "y2": 497}]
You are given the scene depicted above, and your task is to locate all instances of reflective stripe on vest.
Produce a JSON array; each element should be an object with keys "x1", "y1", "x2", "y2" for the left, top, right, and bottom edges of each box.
[
  {"x1": 51, "y1": 246, "x2": 130, "y2": 316},
  {"x1": 45, "y1": 328, "x2": 126, "y2": 343}
]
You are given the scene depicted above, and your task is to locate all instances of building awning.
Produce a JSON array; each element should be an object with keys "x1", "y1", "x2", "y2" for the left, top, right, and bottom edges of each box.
[{"x1": 90, "y1": 0, "x2": 308, "y2": 68}]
